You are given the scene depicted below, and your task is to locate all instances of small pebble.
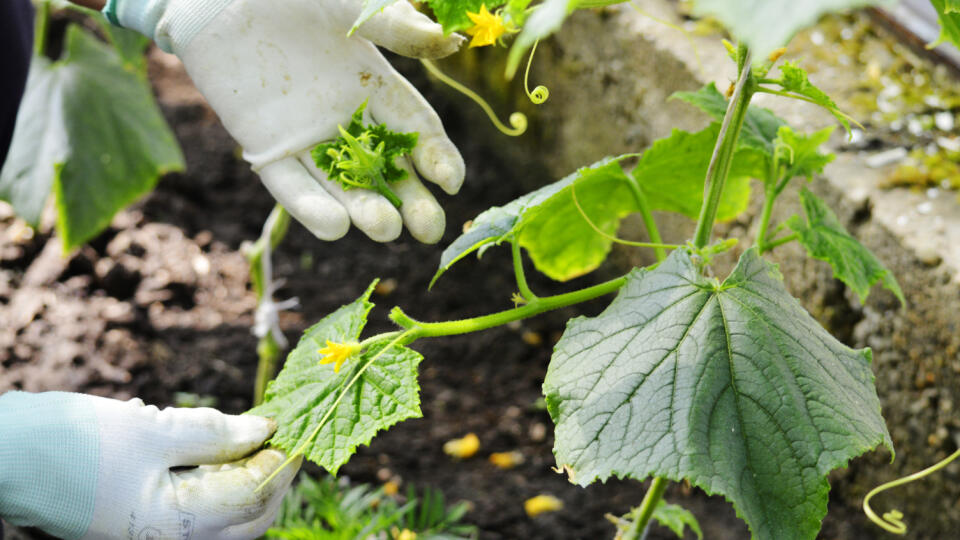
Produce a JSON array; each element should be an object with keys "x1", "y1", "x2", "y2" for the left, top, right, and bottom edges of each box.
[
  {"x1": 521, "y1": 330, "x2": 543, "y2": 346},
  {"x1": 916, "y1": 244, "x2": 941, "y2": 266}
]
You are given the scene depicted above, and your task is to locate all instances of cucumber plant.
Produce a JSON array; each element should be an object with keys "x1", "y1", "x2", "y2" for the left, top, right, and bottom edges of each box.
[{"x1": 246, "y1": 1, "x2": 960, "y2": 538}]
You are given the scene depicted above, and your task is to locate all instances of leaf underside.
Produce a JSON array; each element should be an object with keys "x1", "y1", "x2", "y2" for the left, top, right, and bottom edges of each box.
[
  {"x1": 433, "y1": 121, "x2": 769, "y2": 286},
  {"x1": 431, "y1": 156, "x2": 634, "y2": 286},
  {"x1": 545, "y1": 248, "x2": 892, "y2": 540},
  {"x1": 250, "y1": 282, "x2": 423, "y2": 474},
  {"x1": 0, "y1": 26, "x2": 184, "y2": 250},
  {"x1": 690, "y1": 0, "x2": 880, "y2": 59},
  {"x1": 350, "y1": 0, "x2": 402, "y2": 34}
]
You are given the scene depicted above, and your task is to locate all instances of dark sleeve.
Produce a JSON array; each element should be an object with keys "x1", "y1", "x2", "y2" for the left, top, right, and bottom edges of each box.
[{"x1": 0, "y1": 0, "x2": 34, "y2": 170}]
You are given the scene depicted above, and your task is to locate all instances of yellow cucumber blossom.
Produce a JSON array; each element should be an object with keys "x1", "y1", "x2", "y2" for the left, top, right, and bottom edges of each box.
[
  {"x1": 318, "y1": 340, "x2": 361, "y2": 372},
  {"x1": 465, "y1": 5, "x2": 506, "y2": 48}
]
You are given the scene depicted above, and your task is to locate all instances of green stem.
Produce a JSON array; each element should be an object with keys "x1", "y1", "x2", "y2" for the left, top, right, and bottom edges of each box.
[
  {"x1": 253, "y1": 334, "x2": 281, "y2": 406},
  {"x1": 692, "y1": 47, "x2": 754, "y2": 249},
  {"x1": 393, "y1": 274, "x2": 628, "y2": 340},
  {"x1": 375, "y1": 172, "x2": 403, "y2": 209},
  {"x1": 755, "y1": 186, "x2": 777, "y2": 253},
  {"x1": 512, "y1": 240, "x2": 538, "y2": 301},
  {"x1": 761, "y1": 232, "x2": 798, "y2": 252},
  {"x1": 625, "y1": 175, "x2": 666, "y2": 262},
  {"x1": 248, "y1": 205, "x2": 292, "y2": 405},
  {"x1": 623, "y1": 477, "x2": 669, "y2": 540},
  {"x1": 34, "y1": 1, "x2": 50, "y2": 56}
]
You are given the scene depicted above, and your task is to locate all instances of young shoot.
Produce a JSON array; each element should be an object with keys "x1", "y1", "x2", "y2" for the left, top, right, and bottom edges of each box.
[{"x1": 311, "y1": 101, "x2": 418, "y2": 209}]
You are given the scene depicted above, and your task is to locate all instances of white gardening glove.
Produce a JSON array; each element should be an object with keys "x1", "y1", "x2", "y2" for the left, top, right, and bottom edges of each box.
[
  {"x1": 104, "y1": 0, "x2": 466, "y2": 244},
  {"x1": 0, "y1": 391, "x2": 300, "y2": 540}
]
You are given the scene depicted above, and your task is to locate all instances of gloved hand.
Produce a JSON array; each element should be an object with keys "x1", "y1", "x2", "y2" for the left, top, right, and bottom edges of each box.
[
  {"x1": 0, "y1": 391, "x2": 299, "y2": 540},
  {"x1": 103, "y1": 0, "x2": 465, "y2": 244}
]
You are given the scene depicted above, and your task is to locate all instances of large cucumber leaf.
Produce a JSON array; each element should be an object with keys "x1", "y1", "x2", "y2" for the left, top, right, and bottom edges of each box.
[
  {"x1": 434, "y1": 123, "x2": 767, "y2": 284},
  {"x1": 629, "y1": 124, "x2": 764, "y2": 221},
  {"x1": 0, "y1": 58, "x2": 65, "y2": 226},
  {"x1": 690, "y1": 0, "x2": 880, "y2": 59},
  {"x1": 0, "y1": 26, "x2": 183, "y2": 251},
  {"x1": 515, "y1": 159, "x2": 640, "y2": 281},
  {"x1": 544, "y1": 248, "x2": 892, "y2": 540},
  {"x1": 250, "y1": 282, "x2": 423, "y2": 474},
  {"x1": 787, "y1": 188, "x2": 904, "y2": 304},
  {"x1": 431, "y1": 156, "x2": 634, "y2": 286}
]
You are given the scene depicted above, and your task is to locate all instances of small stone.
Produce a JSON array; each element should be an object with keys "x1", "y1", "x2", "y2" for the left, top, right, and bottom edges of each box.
[
  {"x1": 916, "y1": 244, "x2": 941, "y2": 266},
  {"x1": 374, "y1": 278, "x2": 398, "y2": 296},
  {"x1": 521, "y1": 330, "x2": 543, "y2": 346}
]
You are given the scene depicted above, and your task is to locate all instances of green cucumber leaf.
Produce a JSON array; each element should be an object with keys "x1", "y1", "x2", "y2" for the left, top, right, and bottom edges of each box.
[
  {"x1": 775, "y1": 62, "x2": 851, "y2": 133},
  {"x1": 250, "y1": 282, "x2": 423, "y2": 474},
  {"x1": 505, "y1": 0, "x2": 576, "y2": 78},
  {"x1": 787, "y1": 188, "x2": 904, "y2": 305},
  {"x1": 53, "y1": 27, "x2": 184, "y2": 250},
  {"x1": 690, "y1": 0, "x2": 880, "y2": 59},
  {"x1": 774, "y1": 125, "x2": 835, "y2": 183},
  {"x1": 545, "y1": 248, "x2": 892, "y2": 540},
  {"x1": 426, "y1": 0, "x2": 507, "y2": 33},
  {"x1": 631, "y1": 124, "x2": 765, "y2": 222},
  {"x1": 100, "y1": 20, "x2": 151, "y2": 72},
  {"x1": 350, "y1": 0, "x2": 402, "y2": 35},
  {"x1": 931, "y1": 0, "x2": 960, "y2": 48},
  {"x1": 431, "y1": 156, "x2": 633, "y2": 286},
  {"x1": 435, "y1": 123, "x2": 767, "y2": 285},
  {"x1": 516, "y1": 159, "x2": 639, "y2": 281},
  {"x1": 653, "y1": 501, "x2": 703, "y2": 540},
  {"x1": 0, "y1": 57, "x2": 66, "y2": 226},
  {"x1": 1, "y1": 26, "x2": 184, "y2": 249},
  {"x1": 671, "y1": 83, "x2": 785, "y2": 155}
]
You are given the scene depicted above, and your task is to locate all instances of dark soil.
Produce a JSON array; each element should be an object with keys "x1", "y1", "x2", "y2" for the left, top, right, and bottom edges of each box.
[{"x1": 0, "y1": 50, "x2": 877, "y2": 540}]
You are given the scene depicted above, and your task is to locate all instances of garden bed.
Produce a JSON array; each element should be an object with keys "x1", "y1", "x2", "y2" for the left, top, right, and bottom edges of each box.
[{"x1": 1, "y1": 46, "x2": 884, "y2": 540}]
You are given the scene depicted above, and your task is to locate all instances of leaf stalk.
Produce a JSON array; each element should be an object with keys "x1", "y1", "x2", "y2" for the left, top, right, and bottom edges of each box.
[
  {"x1": 512, "y1": 240, "x2": 538, "y2": 301},
  {"x1": 391, "y1": 274, "x2": 628, "y2": 340},
  {"x1": 623, "y1": 477, "x2": 669, "y2": 540}
]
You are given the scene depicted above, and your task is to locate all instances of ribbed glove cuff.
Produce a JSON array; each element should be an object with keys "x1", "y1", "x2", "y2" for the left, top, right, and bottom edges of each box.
[
  {"x1": 102, "y1": 0, "x2": 235, "y2": 54},
  {"x1": 0, "y1": 392, "x2": 99, "y2": 540}
]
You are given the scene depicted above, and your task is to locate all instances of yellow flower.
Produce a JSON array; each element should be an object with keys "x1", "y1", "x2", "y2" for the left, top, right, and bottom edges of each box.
[
  {"x1": 394, "y1": 529, "x2": 417, "y2": 540},
  {"x1": 443, "y1": 432, "x2": 481, "y2": 459},
  {"x1": 383, "y1": 480, "x2": 400, "y2": 496},
  {"x1": 524, "y1": 494, "x2": 564, "y2": 517},
  {"x1": 465, "y1": 5, "x2": 506, "y2": 48},
  {"x1": 318, "y1": 340, "x2": 361, "y2": 373}
]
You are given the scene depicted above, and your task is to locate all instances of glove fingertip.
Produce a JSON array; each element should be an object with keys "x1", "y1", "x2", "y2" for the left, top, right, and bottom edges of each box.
[{"x1": 414, "y1": 138, "x2": 466, "y2": 195}]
